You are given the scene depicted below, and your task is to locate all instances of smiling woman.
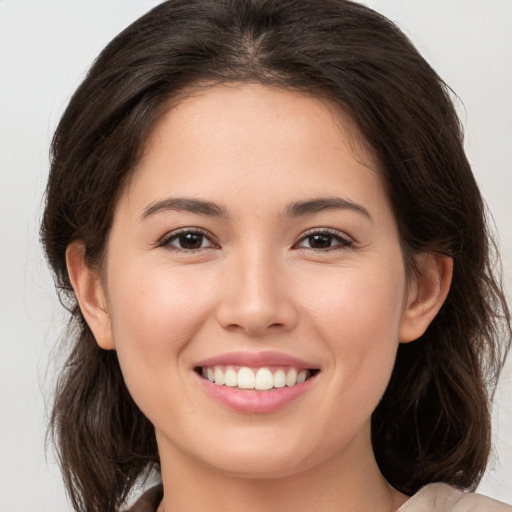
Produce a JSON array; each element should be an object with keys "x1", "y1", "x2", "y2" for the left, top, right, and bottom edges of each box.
[{"x1": 40, "y1": 1, "x2": 511, "y2": 512}]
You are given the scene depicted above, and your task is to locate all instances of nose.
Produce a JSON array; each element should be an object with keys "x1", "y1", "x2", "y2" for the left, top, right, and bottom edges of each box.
[{"x1": 215, "y1": 252, "x2": 298, "y2": 336}]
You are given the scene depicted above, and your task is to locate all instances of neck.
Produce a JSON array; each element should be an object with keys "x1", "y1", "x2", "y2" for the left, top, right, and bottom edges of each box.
[{"x1": 156, "y1": 425, "x2": 408, "y2": 512}]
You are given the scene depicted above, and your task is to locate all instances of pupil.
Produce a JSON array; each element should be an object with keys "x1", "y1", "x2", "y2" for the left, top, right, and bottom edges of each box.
[
  {"x1": 179, "y1": 233, "x2": 203, "y2": 249},
  {"x1": 310, "y1": 234, "x2": 331, "y2": 248}
]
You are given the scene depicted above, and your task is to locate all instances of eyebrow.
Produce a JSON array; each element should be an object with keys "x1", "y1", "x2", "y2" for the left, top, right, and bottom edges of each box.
[
  {"x1": 285, "y1": 197, "x2": 372, "y2": 220},
  {"x1": 140, "y1": 197, "x2": 229, "y2": 221},
  {"x1": 140, "y1": 196, "x2": 372, "y2": 222}
]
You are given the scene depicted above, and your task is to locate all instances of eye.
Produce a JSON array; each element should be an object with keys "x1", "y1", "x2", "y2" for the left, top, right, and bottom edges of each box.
[
  {"x1": 159, "y1": 229, "x2": 217, "y2": 252},
  {"x1": 294, "y1": 229, "x2": 353, "y2": 251}
]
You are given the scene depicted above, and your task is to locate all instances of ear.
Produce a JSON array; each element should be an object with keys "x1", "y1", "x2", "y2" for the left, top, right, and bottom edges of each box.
[
  {"x1": 399, "y1": 254, "x2": 453, "y2": 343},
  {"x1": 66, "y1": 242, "x2": 115, "y2": 350}
]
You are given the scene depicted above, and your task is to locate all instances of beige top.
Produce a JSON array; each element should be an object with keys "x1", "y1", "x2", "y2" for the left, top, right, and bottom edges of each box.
[
  {"x1": 397, "y1": 483, "x2": 511, "y2": 512},
  {"x1": 127, "y1": 483, "x2": 511, "y2": 511}
]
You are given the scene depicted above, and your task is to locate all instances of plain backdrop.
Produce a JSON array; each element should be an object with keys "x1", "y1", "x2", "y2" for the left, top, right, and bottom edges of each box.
[{"x1": 0, "y1": 1, "x2": 511, "y2": 510}]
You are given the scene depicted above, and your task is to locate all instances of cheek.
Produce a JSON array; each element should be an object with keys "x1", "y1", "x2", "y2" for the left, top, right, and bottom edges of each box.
[
  {"x1": 105, "y1": 263, "x2": 214, "y2": 406},
  {"x1": 303, "y1": 258, "x2": 406, "y2": 341},
  {"x1": 304, "y1": 260, "x2": 406, "y2": 403}
]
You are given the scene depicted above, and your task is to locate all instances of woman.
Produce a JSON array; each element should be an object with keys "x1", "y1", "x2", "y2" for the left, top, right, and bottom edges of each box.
[{"x1": 41, "y1": 1, "x2": 511, "y2": 511}]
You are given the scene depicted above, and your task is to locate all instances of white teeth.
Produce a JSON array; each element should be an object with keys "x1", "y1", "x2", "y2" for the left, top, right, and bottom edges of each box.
[
  {"x1": 297, "y1": 369, "x2": 308, "y2": 384},
  {"x1": 214, "y1": 366, "x2": 225, "y2": 385},
  {"x1": 273, "y1": 369, "x2": 286, "y2": 388},
  {"x1": 201, "y1": 365, "x2": 313, "y2": 390},
  {"x1": 255, "y1": 368, "x2": 273, "y2": 390},
  {"x1": 285, "y1": 368, "x2": 297, "y2": 387},
  {"x1": 237, "y1": 367, "x2": 255, "y2": 389},
  {"x1": 224, "y1": 367, "x2": 237, "y2": 387}
]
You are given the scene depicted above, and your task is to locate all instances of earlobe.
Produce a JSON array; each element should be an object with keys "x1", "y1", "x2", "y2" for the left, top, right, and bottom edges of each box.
[
  {"x1": 399, "y1": 254, "x2": 453, "y2": 343},
  {"x1": 66, "y1": 242, "x2": 115, "y2": 350}
]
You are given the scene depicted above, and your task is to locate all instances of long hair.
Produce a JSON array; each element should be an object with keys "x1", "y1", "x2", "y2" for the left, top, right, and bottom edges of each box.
[{"x1": 41, "y1": 1, "x2": 511, "y2": 510}]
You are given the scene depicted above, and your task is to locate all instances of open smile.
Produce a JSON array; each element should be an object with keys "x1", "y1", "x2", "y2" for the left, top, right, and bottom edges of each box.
[
  {"x1": 195, "y1": 365, "x2": 318, "y2": 390},
  {"x1": 194, "y1": 352, "x2": 320, "y2": 413}
]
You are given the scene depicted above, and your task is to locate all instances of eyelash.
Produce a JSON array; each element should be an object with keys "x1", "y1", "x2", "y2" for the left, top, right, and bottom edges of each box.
[
  {"x1": 158, "y1": 228, "x2": 218, "y2": 253},
  {"x1": 158, "y1": 228, "x2": 353, "y2": 253},
  {"x1": 293, "y1": 228, "x2": 353, "y2": 252}
]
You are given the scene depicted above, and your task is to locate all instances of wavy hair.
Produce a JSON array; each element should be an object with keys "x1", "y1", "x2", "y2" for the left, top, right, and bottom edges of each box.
[{"x1": 41, "y1": 1, "x2": 511, "y2": 510}]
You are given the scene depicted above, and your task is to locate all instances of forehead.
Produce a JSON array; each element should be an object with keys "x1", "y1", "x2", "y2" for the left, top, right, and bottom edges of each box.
[
  {"x1": 123, "y1": 83, "x2": 388, "y2": 218},
  {"x1": 147, "y1": 83, "x2": 376, "y2": 167}
]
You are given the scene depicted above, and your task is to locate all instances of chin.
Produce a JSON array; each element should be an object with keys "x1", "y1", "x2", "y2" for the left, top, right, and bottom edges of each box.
[
  {"x1": 212, "y1": 451, "x2": 311, "y2": 480},
  {"x1": 196, "y1": 428, "x2": 327, "y2": 480}
]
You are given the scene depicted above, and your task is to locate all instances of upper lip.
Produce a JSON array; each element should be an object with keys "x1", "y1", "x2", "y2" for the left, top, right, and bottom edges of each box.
[{"x1": 195, "y1": 350, "x2": 319, "y2": 369}]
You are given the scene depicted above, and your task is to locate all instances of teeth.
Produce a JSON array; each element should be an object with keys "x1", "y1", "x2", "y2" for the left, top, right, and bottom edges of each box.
[
  {"x1": 214, "y1": 366, "x2": 225, "y2": 385},
  {"x1": 224, "y1": 367, "x2": 238, "y2": 387},
  {"x1": 238, "y1": 367, "x2": 255, "y2": 389},
  {"x1": 285, "y1": 368, "x2": 297, "y2": 387},
  {"x1": 202, "y1": 365, "x2": 313, "y2": 390},
  {"x1": 255, "y1": 368, "x2": 273, "y2": 390},
  {"x1": 273, "y1": 369, "x2": 286, "y2": 388},
  {"x1": 297, "y1": 369, "x2": 308, "y2": 384}
]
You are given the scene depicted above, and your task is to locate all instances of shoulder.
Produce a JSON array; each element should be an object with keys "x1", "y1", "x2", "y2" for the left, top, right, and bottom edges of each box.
[
  {"x1": 123, "y1": 484, "x2": 163, "y2": 512},
  {"x1": 398, "y1": 483, "x2": 511, "y2": 512}
]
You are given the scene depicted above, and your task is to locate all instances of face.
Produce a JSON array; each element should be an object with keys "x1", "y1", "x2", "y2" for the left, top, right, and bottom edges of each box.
[{"x1": 95, "y1": 84, "x2": 416, "y2": 478}]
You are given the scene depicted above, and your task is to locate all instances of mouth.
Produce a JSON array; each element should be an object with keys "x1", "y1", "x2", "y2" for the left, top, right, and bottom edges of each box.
[
  {"x1": 194, "y1": 365, "x2": 320, "y2": 391},
  {"x1": 194, "y1": 352, "x2": 320, "y2": 413}
]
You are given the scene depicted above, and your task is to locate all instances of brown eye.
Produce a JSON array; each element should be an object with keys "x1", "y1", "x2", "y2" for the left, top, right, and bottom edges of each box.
[
  {"x1": 161, "y1": 230, "x2": 216, "y2": 251},
  {"x1": 296, "y1": 230, "x2": 353, "y2": 251},
  {"x1": 307, "y1": 234, "x2": 334, "y2": 249},
  {"x1": 175, "y1": 232, "x2": 206, "y2": 250}
]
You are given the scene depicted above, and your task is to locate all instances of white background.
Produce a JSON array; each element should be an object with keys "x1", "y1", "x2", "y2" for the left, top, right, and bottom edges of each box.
[{"x1": 0, "y1": 1, "x2": 510, "y2": 510}]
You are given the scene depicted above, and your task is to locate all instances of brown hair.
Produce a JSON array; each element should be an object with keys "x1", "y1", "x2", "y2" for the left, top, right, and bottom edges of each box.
[{"x1": 41, "y1": 0, "x2": 511, "y2": 510}]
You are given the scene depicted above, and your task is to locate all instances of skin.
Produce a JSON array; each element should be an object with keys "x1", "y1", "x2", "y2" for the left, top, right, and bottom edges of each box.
[{"x1": 67, "y1": 83, "x2": 452, "y2": 512}]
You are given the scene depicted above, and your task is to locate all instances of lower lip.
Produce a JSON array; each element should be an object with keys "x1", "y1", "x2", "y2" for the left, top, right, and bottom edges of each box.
[{"x1": 196, "y1": 373, "x2": 317, "y2": 414}]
